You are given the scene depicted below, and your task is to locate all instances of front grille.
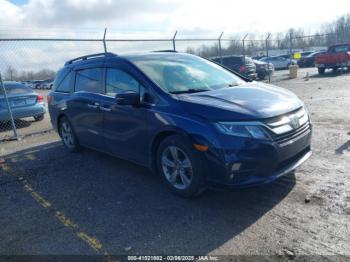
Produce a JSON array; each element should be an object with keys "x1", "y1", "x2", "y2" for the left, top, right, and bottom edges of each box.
[
  {"x1": 264, "y1": 108, "x2": 311, "y2": 146},
  {"x1": 272, "y1": 121, "x2": 311, "y2": 146}
]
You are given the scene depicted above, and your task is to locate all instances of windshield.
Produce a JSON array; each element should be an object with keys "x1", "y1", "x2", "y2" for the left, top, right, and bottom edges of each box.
[{"x1": 130, "y1": 54, "x2": 245, "y2": 94}]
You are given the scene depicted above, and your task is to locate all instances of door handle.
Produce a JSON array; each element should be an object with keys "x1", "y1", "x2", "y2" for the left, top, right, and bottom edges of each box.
[
  {"x1": 100, "y1": 106, "x2": 112, "y2": 112},
  {"x1": 87, "y1": 102, "x2": 100, "y2": 109}
]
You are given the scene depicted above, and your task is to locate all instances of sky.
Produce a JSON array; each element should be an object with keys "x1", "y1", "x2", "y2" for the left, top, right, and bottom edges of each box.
[
  {"x1": 0, "y1": 0, "x2": 349, "y2": 74},
  {"x1": 1, "y1": 0, "x2": 350, "y2": 38}
]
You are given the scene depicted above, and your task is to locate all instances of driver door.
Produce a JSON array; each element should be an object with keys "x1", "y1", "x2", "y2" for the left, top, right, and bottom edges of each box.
[{"x1": 101, "y1": 67, "x2": 149, "y2": 165}]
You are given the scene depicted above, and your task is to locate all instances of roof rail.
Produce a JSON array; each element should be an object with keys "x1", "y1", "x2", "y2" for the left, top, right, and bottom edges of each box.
[
  {"x1": 152, "y1": 50, "x2": 178, "y2": 53},
  {"x1": 65, "y1": 52, "x2": 116, "y2": 65}
]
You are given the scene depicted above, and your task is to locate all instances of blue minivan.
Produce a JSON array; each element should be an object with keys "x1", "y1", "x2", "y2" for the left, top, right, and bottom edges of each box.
[{"x1": 48, "y1": 52, "x2": 312, "y2": 197}]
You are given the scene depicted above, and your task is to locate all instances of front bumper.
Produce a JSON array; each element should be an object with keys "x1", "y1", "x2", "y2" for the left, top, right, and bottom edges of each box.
[{"x1": 202, "y1": 125, "x2": 312, "y2": 189}]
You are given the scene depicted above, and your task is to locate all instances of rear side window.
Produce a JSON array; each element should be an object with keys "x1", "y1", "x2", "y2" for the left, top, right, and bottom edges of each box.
[
  {"x1": 75, "y1": 68, "x2": 103, "y2": 94},
  {"x1": 56, "y1": 71, "x2": 74, "y2": 93}
]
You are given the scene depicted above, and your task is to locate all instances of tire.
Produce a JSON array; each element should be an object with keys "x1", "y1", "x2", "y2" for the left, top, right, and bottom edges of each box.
[
  {"x1": 58, "y1": 116, "x2": 80, "y2": 152},
  {"x1": 318, "y1": 68, "x2": 325, "y2": 75},
  {"x1": 33, "y1": 114, "x2": 44, "y2": 121},
  {"x1": 286, "y1": 63, "x2": 290, "y2": 70},
  {"x1": 258, "y1": 73, "x2": 266, "y2": 80},
  {"x1": 156, "y1": 135, "x2": 206, "y2": 197}
]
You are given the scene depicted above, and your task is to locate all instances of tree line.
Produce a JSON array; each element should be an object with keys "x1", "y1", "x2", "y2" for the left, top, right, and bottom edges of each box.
[
  {"x1": 3, "y1": 66, "x2": 56, "y2": 82},
  {"x1": 186, "y1": 13, "x2": 350, "y2": 58}
]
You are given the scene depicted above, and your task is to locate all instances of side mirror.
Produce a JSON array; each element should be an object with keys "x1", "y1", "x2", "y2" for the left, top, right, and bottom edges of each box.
[{"x1": 115, "y1": 91, "x2": 140, "y2": 106}]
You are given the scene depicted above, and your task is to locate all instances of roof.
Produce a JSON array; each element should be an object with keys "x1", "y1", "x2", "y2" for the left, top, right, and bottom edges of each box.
[{"x1": 63, "y1": 51, "x2": 195, "y2": 67}]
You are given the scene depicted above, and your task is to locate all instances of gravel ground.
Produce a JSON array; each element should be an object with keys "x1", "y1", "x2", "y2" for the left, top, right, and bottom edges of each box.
[{"x1": 0, "y1": 67, "x2": 349, "y2": 259}]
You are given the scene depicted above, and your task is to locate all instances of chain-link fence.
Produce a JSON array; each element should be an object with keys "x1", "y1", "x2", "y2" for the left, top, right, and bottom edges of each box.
[{"x1": 1, "y1": 30, "x2": 349, "y2": 142}]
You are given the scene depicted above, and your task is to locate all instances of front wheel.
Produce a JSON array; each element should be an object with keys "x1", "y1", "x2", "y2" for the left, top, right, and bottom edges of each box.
[
  {"x1": 59, "y1": 117, "x2": 80, "y2": 152},
  {"x1": 318, "y1": 68, "x2": 325, "y2": 75},
  {"x1": 157, "y1": 135, "x2": 206, "y2": 197}
]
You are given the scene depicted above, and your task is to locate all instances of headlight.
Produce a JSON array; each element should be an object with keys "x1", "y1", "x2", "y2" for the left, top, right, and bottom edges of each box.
[{"x1": 215, "y1": 122, "x2": 271, "y2": 140}]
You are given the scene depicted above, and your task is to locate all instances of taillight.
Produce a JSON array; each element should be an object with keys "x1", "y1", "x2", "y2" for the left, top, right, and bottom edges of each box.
[
  {"x1": 239, "y1": 65, "x2": 245, "y2": 73},
  {"x1": 37, "y1": 95, "x2": 44, "y2": 103}
]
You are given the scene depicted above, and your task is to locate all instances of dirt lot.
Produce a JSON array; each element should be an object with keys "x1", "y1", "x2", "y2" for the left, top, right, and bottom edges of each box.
[{"x1": 0, "y1": 68, "x2": 350, "y2": 259}]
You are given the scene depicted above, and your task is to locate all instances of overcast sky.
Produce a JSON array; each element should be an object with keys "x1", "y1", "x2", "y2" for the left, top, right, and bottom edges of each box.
[
  {"x1": 0, "y1": 0, "x2": 349, "y2": 74},
  {"x1": 1, "y1": 0, "x2": 349, "y2": 38}
]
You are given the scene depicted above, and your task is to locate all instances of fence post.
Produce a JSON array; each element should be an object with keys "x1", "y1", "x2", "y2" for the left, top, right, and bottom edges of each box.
[
  {"x1": 242, "y1": 34, "x2": 248, "y2": 55},
  {"x1": 103, "y1": 28, "x2": 107, "y2": 53},
  {"x1": 265, "y1": 33, "x2": 271, "y2": 83},
  {"x1": 0, "y1": 72, "x2": 18, "y2": 140},
  {"x1": 265, "y1": 33, "x2": 271, "y2": 57},
  {"x1": 289, "y1": 32, "x2": 293, "y2": 60},
  {"x1": 172, "y1": 30, "x2": 178, "y2": 51},
  {"x1": 218, "y1": 32, "x2": 224, "y2": 64}
]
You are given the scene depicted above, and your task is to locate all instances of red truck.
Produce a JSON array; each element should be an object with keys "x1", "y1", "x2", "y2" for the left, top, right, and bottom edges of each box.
[{"x1": 315, "y1": 43, "x2": 350, "y2": 75}]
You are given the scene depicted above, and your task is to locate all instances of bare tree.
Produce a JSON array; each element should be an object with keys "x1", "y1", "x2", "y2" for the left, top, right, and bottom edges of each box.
[{"x1": 5, "y1": 66, "x2": 17, "y2": 81}]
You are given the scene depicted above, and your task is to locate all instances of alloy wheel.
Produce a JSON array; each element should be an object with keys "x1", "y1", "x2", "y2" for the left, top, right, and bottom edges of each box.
[{"x1": 161, "y1": 146, "x2": 193, "y2": 190}]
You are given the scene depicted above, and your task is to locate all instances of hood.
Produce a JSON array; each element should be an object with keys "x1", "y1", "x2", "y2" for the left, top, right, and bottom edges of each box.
[{"x1": 176, "y1": 82, "x2": 303, "y2": 121}]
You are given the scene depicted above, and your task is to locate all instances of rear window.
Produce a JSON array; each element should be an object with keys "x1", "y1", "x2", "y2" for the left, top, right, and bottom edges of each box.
[
  {"x1": 223, "y1": 57, "x2": 243, "y2": 64},
  {"x1": 1, "y1": 83, "x2": 32, "y2": 95},
  {"x1": 330, "y1": 45, "x2": 350, "y2": 53}
]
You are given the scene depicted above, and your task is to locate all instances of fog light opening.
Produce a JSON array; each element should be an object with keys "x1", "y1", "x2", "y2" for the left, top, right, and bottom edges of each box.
[
  {"x1": 229, "y1": 163, "x2": 242, "y2": 180},
  {"x1": 231, "y1": 163, "x2": 242, "y2": 172}
]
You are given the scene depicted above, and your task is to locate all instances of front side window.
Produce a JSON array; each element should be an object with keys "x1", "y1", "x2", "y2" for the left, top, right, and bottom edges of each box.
[
  {"x1": 75, "y1": 68, "x2": 103, "y2": 94},
  {"x1": 106, "y1": 68, "x2": 140, "y2": 96},
  {"x1": 130, "y1": 54, "x2": 245, "y2": 94}
]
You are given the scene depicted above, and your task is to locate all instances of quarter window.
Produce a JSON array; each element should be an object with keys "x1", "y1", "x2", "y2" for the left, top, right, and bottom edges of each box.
[
  {"x1": 106, "y1": 68, "x2": 140, "y2": 96},
  {"x1": 56, "y1": 71, "x2": 74, "y2": 93},
  {"x1": 75, "y1": 68, "x2": 103, "y2": 93}
]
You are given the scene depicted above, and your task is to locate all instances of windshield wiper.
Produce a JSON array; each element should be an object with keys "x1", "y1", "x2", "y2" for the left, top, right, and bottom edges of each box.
[
  {"x1": 227, "y1": 83, "x2": 240, "y2": 87},
  {"x1": 170, "y1": 88, "x2": 210, "y2": 94}
]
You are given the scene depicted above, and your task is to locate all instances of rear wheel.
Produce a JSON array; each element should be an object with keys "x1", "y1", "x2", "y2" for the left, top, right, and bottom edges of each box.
[
  {"x1": 59, "y1": 117, "x2": 80, "y2": 152},
  {"x1": 318, "y1": 68, "x2": 325, "y2": 75},
  {"x1": 34, "y1": 114, "x2": 44, "y2": 121},
  {"x1": 157, "y1": 135, "x2": 206, "y2": 197}
]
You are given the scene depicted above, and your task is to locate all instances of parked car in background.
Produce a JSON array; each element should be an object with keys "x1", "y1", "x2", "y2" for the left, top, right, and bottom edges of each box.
[
  {"x1": 260, "y1": 56, "x2": 297, "y2": 70},
  {"x1": 253, "y1": 59, "x2": 274, "y2": 80},
  {"x1": 315, "y1": 43, "x2": 350, "y2": 74},
  {"x1": 48, "y1": 52, "x2": 311, "y2": 197},
  {"x1": 299, "y1": 51, "x2": 314, "y2": 58},
  {"x1": 211, "y1": 55, "x2": 257, "y2": 80},
  {"x1": 0, "y1": 81, "x2": 46, "y2": 122},
  {"x1": 252, "y1": 55, "x2": 266, "y2": 60},
  {"x1": 40, "y1": 79, "x2": 54, "y2": 89},
  {"x1": 298, "y1": 51, "x2": 327, "y2": 67},
  {"x1": 278, "y1": 54, "x2": 292, "y2": 59}
]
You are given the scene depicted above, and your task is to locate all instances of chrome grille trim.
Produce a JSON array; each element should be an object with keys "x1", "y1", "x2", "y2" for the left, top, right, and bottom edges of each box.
[
  {"x1": 264, "y1": 108, "x2": 309, "y2": 135},
  {"x1": 263, "y1": 108, "x2": 311, "y2": 145}
]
